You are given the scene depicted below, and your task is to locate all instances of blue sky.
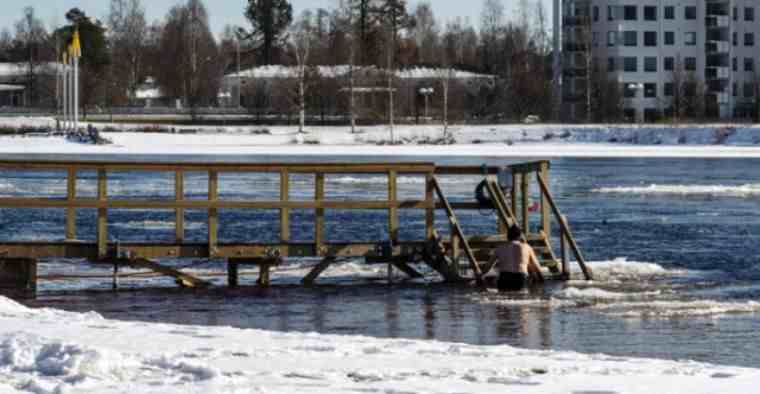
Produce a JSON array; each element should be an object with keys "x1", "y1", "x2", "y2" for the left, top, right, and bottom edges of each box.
[{"x1": 0, "y1": 0, "x2": 552, "y2": 37}]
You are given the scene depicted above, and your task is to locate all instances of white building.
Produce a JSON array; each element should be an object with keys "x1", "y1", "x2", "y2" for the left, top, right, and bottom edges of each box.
[{"x1": 561, "y1": 1, "x2": 760, "y2": 121}]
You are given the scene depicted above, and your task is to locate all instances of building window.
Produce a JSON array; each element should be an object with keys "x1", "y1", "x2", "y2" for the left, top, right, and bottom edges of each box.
[
  {"x1": 664, "y1": 57, "x2": 674, "y2": 71},
  {"x1": 745, "y1": 33, "x2": 755, "y2": 47},
  {"x1": 623, "y1": 84, "x2": 637, "y2": 98},
  {"x1": 733, "y1": 57, "x2": 738, "y2": 71},
  {"x1": 607, "y1": 31, "x2": 617, "y2": 46},
  {"x1": 644, "y1": 31, "x2": 657, "y2": 46},
  {"x1": 608, "y1": 57, "x2": 616, "y2": 72},
  {"x1": 644, "y1": 6, "x2": 657, "y2": 21},
  {"x1": 644, "y1": 108, "x2": 659, "y2": 122},
  {"x1": 644, "y1": 57, "x2": 657, "y2": 72},
  {"x1": 733, "y1": 83, "x2": 738, "y2": 97},
  {"x1": 685, "y1": 32, "x2": 697, "y2": 46},
  {"x1": 745, "y1": 83, "x2": 754, "y2": 98},
  {"x1": 685, "y1": 57, "x2": 697, "y2": 71},
  {"x1": 593, "y1": 6, "x2": 599, "y2": 21},
  {"x1": 623, "y1": 57, "x2": 637, "y2": 72},
  {"x1": 734, "y1": 7, "x2": 738, "y2": 21},
  {"x1": 664, "y1": 83, "x2": 674, "y2": 97},
  {"x1": 745, "y1": 58, "x2": 754, "y2": 72},
  {"x1": 623, "y1": 31, "x2": 638, "y2": 46},
  {"x1": 644, "y1": 82, "x2": 657, "y2": 97},
  {"x1": 746, "y1": 7, "x2": 755, "y2": 22},
  {"x1": 664, "y1": 6, "x2": 674, "y2": 20},
  {"x1": 624, "y1": 5, "x2": 637, "y2": 20},
  {"x1": 685, "y1": 6, "x2": 696, "y2": 20},
  {"x1": 734, "y1": 32, "x2": 738, "y2": 46},
  {"x1": 623, "y1": 108, "x2": 636, "y2": 121},
  {"x1": 665, "y1": 31, "x2": 675, "y2": 45}
]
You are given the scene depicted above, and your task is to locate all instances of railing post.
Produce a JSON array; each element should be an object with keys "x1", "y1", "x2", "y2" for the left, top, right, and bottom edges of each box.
[
  {"x1": 425, "y1": 172, "x2": 435, "y2": 239},
  {"x1": 315, "y1": 173, "x2": 325, "y2": 256},
  {"x1": 388, "y1": 170, "x2": 398, "y2": 243},
  {"x1": 521, "y1": 171, "x2": 529, "y2": 234},
  {"x1": 280, "y1": 169, "x2": 290, "y2": 256},
  {"x1": 65, "y1": 167, "x2": 77, "y2": 240},
  {"x1": 511, "y1": 170, "x2": 519, "y2": 225},
  {"x1": 175, "y1": 170, "x2": 184, "y2": 242},
  {"x1": 561, "y1": 215, "x2": 569, "y2": 280},
  {"x1": 208, "y1": 170, "x2": 218, "y2": 257},
  {"x1": 97, "y1": 169, "x2": 108, "y2": 259},
  {"x1": 539, "y1": 162, "x2": 551, "y2": 237}
]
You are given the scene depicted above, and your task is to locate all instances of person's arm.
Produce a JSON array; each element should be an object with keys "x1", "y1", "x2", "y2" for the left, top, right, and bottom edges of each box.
[{"x1": 527, "y1": 246, "x2": 545, "y2": 282}]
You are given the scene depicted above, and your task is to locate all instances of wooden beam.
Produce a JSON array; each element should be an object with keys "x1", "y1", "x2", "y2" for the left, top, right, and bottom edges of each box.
[
  {"x1": 175, "y1": 170, "x2": 184, "y2": 242},
  {"x1": 129, "y1": 258, "x2": 211, "y2": 288},
  {"x1": 511, "y1": 172, "x2": 519, "y2": 220},
  {"x1": 425, "y1": 173, "x2": 435, "y2": 239},
  {"x1": 315, "y1": 173, "x2": 325, "y2": 256},
  {"x1": 302, "y1": 256, "x2": 335, "y2": 285},
  {"x1": 521, "y1": 171, "x2": 529, "y2": 233},
  {"x1": 208, "y1": 171, "x2": 218, "y2": 257},
  {"x1": 97, "y1": 169, "x2": 108, "y2": 259},
  {"x1": 280, "y1": 170, "x2": 290, "y2": 251},
  {"x1": 0, "y1": 161, "x2": 437, "y2": 174},
  {"x1": 539, "y1": 162, "x2": 551, "y2": 237},
  {"x1": 0, "y1": 198, "x2": 448, "y2": 210},
  {"x1": 65, "y1": 168, "x2": 77, "y2": 240},
  {"x1": 259, "y1": 264, "x2": 271, "y2": 287},
  {"x1": 388, "y1": 170, "x2": 398, "y2": 243},
  {"x1": 391, "y1": 260, "x2": 423, "y2": 279},
  {"x1": 431, "y1": 177, "x2": 485, "y2": 288},
  {"x1": 536, "y1": 173, "x2": 593, "y2": 280}
]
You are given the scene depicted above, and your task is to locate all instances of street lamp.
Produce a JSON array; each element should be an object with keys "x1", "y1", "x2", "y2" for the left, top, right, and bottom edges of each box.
[{"x1": 419, "y1": 87, "x2": 435, "y2": 119}]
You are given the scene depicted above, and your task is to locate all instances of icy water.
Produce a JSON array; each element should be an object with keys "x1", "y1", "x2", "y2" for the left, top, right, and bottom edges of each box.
[{"x1": 3, "y1": 157, "x2": 760, "y2": 368}]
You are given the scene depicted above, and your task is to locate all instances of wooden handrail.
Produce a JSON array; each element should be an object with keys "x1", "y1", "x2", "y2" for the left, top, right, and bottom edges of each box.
[
  {"x1": 536, "y1": 172, "x2": 593, "y2": 280},
  {"x1": 430, "y1": 176, "x2": 485, "y2": 288}
]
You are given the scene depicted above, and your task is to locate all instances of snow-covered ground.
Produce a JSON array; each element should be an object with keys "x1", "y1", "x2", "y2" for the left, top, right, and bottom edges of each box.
[
  {"x1": 3, "y1": 117, "x2": 760, "y2": 159},
  {"x1": 0, "y1": 295, "x2": 758, "y2": 394}
]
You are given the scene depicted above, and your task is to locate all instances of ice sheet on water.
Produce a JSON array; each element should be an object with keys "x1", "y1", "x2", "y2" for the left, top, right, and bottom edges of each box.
[
  {"x1": 594, "y1": 300, "x2": 760, "y2": 318},
  {"x1": 553, "y1": 287, "x2": 662, "y2": 303},
  {"x1": 112, "y1": 220, "x2": 205, "y2": 231},
  {"x1": 571, "y1": 258, "x2": 690, "y2": 281},
  {"x1": 593, "y1": 183, "x2": 760, "y2": 197}
]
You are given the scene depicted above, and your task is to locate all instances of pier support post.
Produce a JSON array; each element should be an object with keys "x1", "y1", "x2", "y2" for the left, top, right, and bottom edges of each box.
[
  {"x1": 228, "y1": 259, "x2": 239, "y2": 288},
  {"x1": 0, "y1": 258, "x2": 37, "y2": 293},
  {"x1": 259, "y1": 264, "x2": 271, "y2": 287}
]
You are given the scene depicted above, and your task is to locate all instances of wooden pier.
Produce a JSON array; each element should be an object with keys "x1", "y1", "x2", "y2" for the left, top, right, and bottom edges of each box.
[{"x1": 0, "y1": 159, "x2": 592, "y2": 292}]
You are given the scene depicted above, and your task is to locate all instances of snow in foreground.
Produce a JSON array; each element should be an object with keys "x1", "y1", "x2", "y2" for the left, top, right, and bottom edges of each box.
[{"x1": 0, "y1": 296, "x2": 757, "y2": 394}]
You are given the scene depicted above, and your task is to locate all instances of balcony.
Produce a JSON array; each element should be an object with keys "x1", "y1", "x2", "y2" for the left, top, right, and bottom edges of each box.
[
  {"x1": 706, "y1": 41, "x2": 730, "y2": 53},
  {"x1": 705, "y1": 15, "x2": 730, "y2": 28},
  {"x1": 705, "y1": 67, "x2": 730, "y2": 80}
]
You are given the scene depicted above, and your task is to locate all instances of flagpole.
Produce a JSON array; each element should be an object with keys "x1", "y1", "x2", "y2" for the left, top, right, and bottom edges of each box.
[
  {"x1": 74, "y1": 55, "x2": 79, "y2": 132},
  {"x1": 63, "y1": 56, "x2": 69, "y2": 132}
]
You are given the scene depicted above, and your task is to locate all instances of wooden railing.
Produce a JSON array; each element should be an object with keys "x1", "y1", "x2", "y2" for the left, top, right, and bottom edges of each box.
[{"x1": 0, "y1": 159, "x2": 581, "y2": 285}]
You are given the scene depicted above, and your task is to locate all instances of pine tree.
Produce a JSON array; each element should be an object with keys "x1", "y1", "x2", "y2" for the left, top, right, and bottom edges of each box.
[{"x1": 241, "y1": 0, "x2": 293, "y2": 65}]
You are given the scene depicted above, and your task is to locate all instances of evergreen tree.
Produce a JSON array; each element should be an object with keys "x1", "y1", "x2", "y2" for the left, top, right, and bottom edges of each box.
[{"x1": 241, "y1": 0, "x2": 293, "y2": 65}]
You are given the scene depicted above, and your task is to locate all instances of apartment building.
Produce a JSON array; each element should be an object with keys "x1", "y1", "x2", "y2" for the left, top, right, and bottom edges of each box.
[{"x1": 561, "y1": 1, "x2": 760, "y2": 121}]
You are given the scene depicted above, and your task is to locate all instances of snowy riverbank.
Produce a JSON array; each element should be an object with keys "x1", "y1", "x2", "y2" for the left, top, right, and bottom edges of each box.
[
  {"x1": 4, "y1": 117, "x2": 760, "y2": 159},
  {"x1": 0, "y1": 295, "x2": 758, "y2": 394}
]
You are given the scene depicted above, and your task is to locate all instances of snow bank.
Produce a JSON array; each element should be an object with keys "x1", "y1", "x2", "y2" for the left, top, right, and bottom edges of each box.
[
  {"x1": 0, "y1": 295, "x2": 758, "y2": 393},
  {"x1": 3, "y1": 121, "x2": 760, "y2": 159}
]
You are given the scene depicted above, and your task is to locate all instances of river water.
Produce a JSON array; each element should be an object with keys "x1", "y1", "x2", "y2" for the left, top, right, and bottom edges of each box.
[{"x1": 3, "y1": 156, "x2": 760, "y2": 368}]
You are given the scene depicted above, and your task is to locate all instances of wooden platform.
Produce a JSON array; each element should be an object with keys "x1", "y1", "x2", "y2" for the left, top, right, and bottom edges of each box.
[{"x1": 0, "y1": 159, "x2": 592, "y2": 291}]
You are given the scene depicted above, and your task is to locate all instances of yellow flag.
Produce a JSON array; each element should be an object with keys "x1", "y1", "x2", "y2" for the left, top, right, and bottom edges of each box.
[
  {"x1": 72, "y1": 29, "x2": 82, "y2": 58},
  {"x1": 62, "y1": 51, "x2": 68, "y2": 64}
]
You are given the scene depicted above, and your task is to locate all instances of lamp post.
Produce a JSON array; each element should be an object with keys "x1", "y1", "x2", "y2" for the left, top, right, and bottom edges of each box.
[{"x1": 419, "y1": 87, "x2": 434, "y2": 120}]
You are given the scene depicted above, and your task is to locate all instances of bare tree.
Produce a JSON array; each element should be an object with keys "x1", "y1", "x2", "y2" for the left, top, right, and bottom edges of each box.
[
  {"x1": 436, "y1": 64, "x2": 453, "y2": 140},
  {"x1": 290, "y1": 12, "x2": 314, "y2": 134},
  {"x1": 413, "y1": 2, "x2": 438, "y2": 64},
  {"x1": 108, "y1": 0, "x2": 147, "y2": 102},
  {"x1": 15, "y1": 7, "x2": 49, "y2": 106},
  {"x1": 337, "y1": 0, "x2": 358, "y2": 133},
  {"x1": 480, "y1": 0, "x2": 504, "y2": 73}
]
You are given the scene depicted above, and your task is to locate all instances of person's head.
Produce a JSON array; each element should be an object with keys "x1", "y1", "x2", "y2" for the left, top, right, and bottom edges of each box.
[{"x1": 507, "y1": 225, "x2": 522, "y2": 242}]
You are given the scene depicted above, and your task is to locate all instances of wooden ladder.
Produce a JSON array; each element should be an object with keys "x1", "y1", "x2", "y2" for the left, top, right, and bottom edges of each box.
[{"x1": 430, "y1": 176, "x2": 485, "y2": 288}]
